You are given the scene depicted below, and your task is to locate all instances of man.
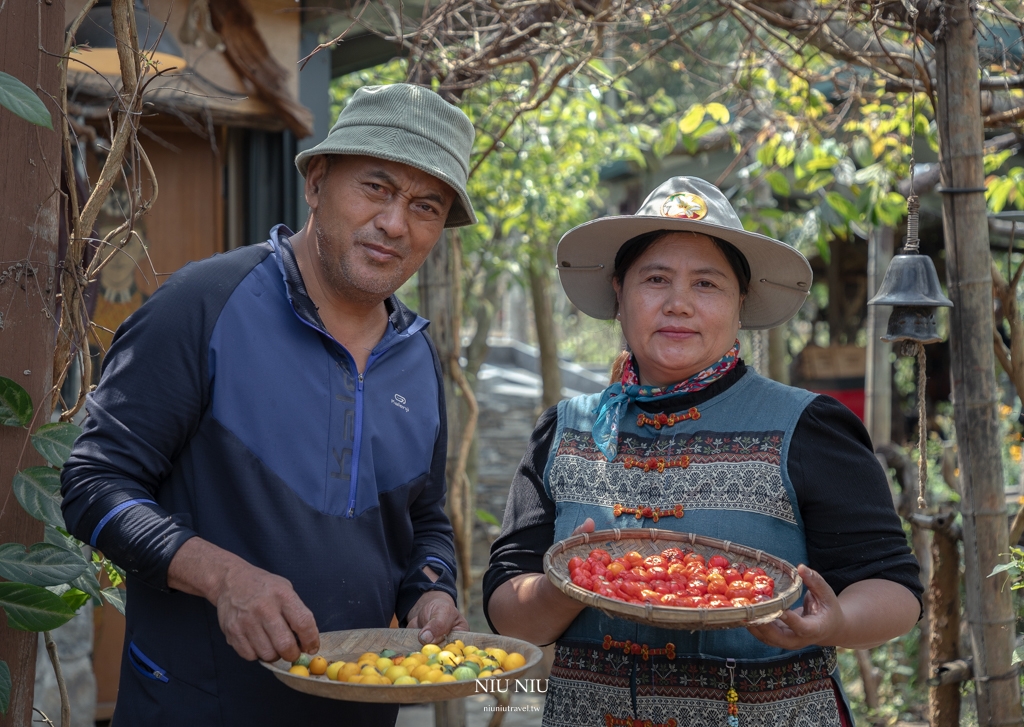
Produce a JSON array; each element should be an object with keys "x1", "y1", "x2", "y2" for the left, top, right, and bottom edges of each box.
[{"x1": 60, "y1": 84, "x2": 476, "y2": 725}]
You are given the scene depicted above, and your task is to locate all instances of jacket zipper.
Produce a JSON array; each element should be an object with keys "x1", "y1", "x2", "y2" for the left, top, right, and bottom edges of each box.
[{"x1": 346, "y1": 363, "x2": 373, "y2": 518}]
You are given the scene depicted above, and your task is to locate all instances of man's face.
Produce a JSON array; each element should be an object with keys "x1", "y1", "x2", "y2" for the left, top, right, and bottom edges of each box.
[{"x1": 304, "y1": 155, "x2": 454, "y2": 306}]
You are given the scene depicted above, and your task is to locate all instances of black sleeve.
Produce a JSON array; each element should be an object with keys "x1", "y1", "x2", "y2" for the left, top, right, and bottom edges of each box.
[
  {"x1": 60, "y1": 247, "x2": 268, "y2": 590},
  {"x1": 481, "y1": 405, "x2": 559, "y2": 633},
  {"x1": 789, "y1": 396, "x2": 923, "y2": 611},
  {"x1": 395, "y1": 332, "x2": 458, "y2": 624}
]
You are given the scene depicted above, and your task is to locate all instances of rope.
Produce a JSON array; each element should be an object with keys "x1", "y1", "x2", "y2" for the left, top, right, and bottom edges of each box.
[{"x1": 916, "y1": 341, "x2": 928, "y2": 509}]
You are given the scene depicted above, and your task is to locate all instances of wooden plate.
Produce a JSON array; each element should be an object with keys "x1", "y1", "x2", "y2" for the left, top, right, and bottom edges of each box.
[
  {"x1": 544, "y1": 528, "x2": 803, "y2": 630},
  {"x1": 261, "y1": 628, "x2": 544, "y2": 703}
]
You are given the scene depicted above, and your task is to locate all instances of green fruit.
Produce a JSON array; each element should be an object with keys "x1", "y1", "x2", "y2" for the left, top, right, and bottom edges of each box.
[
  {"x1": 452, "y1": 666, "x2": 478, "y2": 681},
  {"x1": 292, "y1": 653, "x2": 313, "y2": 668},
  {"x1": 380, "y1": 649, "x2": 397, "y2": 659},
  {"x1": 461, "y1": 661, "x2": 481, "y2": 675}
]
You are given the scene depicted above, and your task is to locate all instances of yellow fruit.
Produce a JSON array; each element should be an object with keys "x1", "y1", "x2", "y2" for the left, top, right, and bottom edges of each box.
[
  {"x1": 376, "y1": 657, "x2": 394, "y2": 672},
  {"x1": 454, "y1": 639, "x2": 465, "y2": 649},
  {"x1": 341, "y1": 662, "x2": 362, "y2": 677},
  {"x1": 437, "y1": 651, "x2": 458, "y2": 667},
  {"x1": 309, "y1": 656, "x2": 328, "y2": 675},
  {"x1": 422, "y1": 669, "x2": 444, "y2": 683},
  {"x1": 359, "y1": 652, "x2": 379, "y2": 662},
  {"x1": 463, "y1": 645, "x2": 479, "y2": 655},
  {"x1": 385, "y1": 665, "x2": 410, "y2": 681},
  {"x1": 492, "y1": 669, "x2": 504, "y2": 676},
  {"x1": 326, "y1": 661, "x2": 345, "y2": 681},
  {"x1": 288, "y1": 665, "x2": 310, "y2": 677},
  {"x1": 361, "y1": 665, "x2": 380, "y2": 676},
  {"x1": 394, "y1": 675, "x2": 419, "y2": 685},
  {"x1": 411, "y1": 664, "x2": 433, "y2": 680},
  {"x1": 437, "y1": 674, "x2": 457, "y2": 683},
  {"x1": 421, "y1": 644, "x2": 441, "y2": 656},
  {"x1": 465, "y1": 655, "x2": 484, "y2": 667},
  {"x1": 502, "y1": 653, "x2": 527, "y2": 671},
  {"x1": 478, "y1": 670, "x2": 492, "y2": 678},
  {"x1": 361, "y1": 674, "x2": 383, "y2": 685},
  {"x1": 485, "y1": 648, "x2": 508, "y2": 663},
  {"x1": 380, "y1": 676, "x2": 392, "y2": 685},
  {"x1": 346, "y1": 674, "x2": 365, "y2": 683},
  {"x1": 405, "y1": 653, "x2": 427, "y2": 666}
]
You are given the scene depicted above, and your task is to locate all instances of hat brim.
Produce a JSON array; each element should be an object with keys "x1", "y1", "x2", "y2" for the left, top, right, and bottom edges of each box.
[
  {"x1": 556, "y1": 216, "x2": 812, "y2": 330},
  {"x1": 294, "y1": 125, "x2": 477, "y2": 229}
]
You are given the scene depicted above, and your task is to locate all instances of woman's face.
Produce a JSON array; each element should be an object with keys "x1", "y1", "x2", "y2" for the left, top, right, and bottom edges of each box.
[{"x1": 613, "y1": 233, "x2": 743, "y2": 388}]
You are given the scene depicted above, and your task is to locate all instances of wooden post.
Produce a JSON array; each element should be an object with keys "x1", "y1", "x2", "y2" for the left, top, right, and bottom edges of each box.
[
  {"x1": 0, "y1": 2, "x2": 64, "y2": 725},
  {"x1": 933, "y1": 2, "x2": 1023, "y2": 723},
  {"x1": 929, "y1": 509, "x2": 962, "y2": 727},
  {"x1": 864, "y1": 226, "x2": 894, "y2": 446}
]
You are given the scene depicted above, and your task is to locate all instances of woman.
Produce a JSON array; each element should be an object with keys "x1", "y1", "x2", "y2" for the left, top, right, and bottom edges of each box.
[{"x1": 483, "y1": 177, "x2": 922, "y2": 727}]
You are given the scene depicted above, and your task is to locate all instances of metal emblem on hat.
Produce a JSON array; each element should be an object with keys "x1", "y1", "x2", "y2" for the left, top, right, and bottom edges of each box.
[{"x1": 661, "y1": 192, "x2": 708, "y2": 220}]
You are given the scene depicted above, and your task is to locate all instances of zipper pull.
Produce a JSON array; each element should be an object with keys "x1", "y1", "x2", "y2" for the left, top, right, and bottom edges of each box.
[
  {"x1": 348, "y1": 507, "x2": 355, "y2": 517},
  {"x1": 357, "y1": 373, "x2": 364, "y2": 390}
]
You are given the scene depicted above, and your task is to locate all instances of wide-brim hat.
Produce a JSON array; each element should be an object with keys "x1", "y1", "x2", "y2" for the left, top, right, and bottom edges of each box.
[
  {"x1": 295, "y1": 84, "x2": 477, "y2": 228},
  {"x1": 556, "y1": 177, "x2": 811, "y2": 329}
]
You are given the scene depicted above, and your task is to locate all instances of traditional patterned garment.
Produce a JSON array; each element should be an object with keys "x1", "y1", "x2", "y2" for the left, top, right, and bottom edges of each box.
[
  {"x1": 541, "y1": 371, "x2": 852, "y2": 727},
  {"x1": 592, "y1": 341, "x2": 741, "y2": 461}
]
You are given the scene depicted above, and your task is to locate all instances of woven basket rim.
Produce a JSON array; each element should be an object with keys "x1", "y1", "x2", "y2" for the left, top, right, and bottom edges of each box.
[{"x1": 543, "y1": 528, "x2": 803, "y2": 628}]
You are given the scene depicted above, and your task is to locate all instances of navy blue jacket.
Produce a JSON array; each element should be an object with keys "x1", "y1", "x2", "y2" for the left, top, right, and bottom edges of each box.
[{"x1": 61, "y1": 225, "x2": 457, "y2": 725}]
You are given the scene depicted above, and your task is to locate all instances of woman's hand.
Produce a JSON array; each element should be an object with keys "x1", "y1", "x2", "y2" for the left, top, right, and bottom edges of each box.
[
  {"x1": 572, "y1": 518, "x2": 596, "y2": 536},
  {"x1": 747, "y1": 565, "x2": 845, "y2": 650}
]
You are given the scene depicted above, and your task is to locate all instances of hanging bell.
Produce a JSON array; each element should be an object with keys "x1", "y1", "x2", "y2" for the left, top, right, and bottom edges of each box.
[{"x1": 867, "y1": 253, "x2": 952, "y2": 345}]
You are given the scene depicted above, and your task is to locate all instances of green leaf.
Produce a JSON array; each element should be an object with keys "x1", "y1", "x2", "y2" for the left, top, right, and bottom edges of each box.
[
  {"x1": 678, "y1": 104, "x2": 705, "y2": 134},
  {"x1": 851, "y1": 137, "x2": 874, "y2": 167},
  {"x1": 704, "y1": 102, "x2": 730, "y2": 123},
  {"x1": 774, "y1": 145, "x2": 796, "y2": 168},
  {"x1": 0, "y1": 72, "x2": 53, "y2": 130},
  {"x1": 988, "y1": 561, "x2": 1019, "y2": 577},
  {"x1": 757, "y1": 138, "x2": 779, "y2": 167},
  {"x1": 101, "y1": 587, "x2": 126, "y2": 615},
  {"x1": 825, "y1": 191, "x2": 858, "y2": 221},
  {"x1": 12, "y1": 467, "x2": 64, "y2": 529},
  {"x1": 0, "y1": 582, "x2": 74, "y2": 631},
  {"x1": 59, "y1": 587, "x2": 90, "y2": 611},
  {"x1": 798, "y1": 171, "x2": 834, "y2": 194},
  {"x1": 765, "y1": 171, "x2": 791, "y2": 197},
  {"x1": 31, "y1": 422, "x2": 82, "y2": 469},
  {"x1": 0, "y1": 377, "x2": 33, "y2": 427},
  {"x1": 103, "y1": 560, "x2": 125, "y2": 588},
  {"x1": 689, "y1": 119, "x2": 719, "y2": 141},
  {"x1": 652, "y1": 119, "x2": 678, "y2": 159},
  {"x1": 0, "y1": 543, "x2": 87, "y2": 586},
  {"x1": 71, "y1": 566, "x2": 103, "y2": 603},
  {"x1": 0, "y1": 660, "x2": 9, "y2": 714},
  {"x1": 475, "y1": 508, "x2": 501, "y2": 527}
]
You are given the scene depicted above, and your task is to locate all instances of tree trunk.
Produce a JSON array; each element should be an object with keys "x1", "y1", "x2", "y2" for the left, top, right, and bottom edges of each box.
[
  {"x1": 930, "y1": 514, "x2": 961, "y2": 727},
  {"x1": 767, "y1": 326, "x2": 788, "y2": 383},
  {"x1": 864, "y1": 226, "x2": 894, "y2": 447},
  {"x1": 0, "y1": 2, "x2": 64, "y2": 725},
  {"x1": 934, "y1": 2, "x2": 1023, "y2": 723},
  {"x1": 528, "y1": 258, "x2": 562, "y2": 410}
]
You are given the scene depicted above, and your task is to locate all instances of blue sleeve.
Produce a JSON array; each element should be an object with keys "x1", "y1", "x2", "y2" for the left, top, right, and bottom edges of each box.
[
  {"x1": 60, "y1": 247, "x2": 267, "y2": 591},
  {"x1": 395, "y1": 332, "x2": 459, "y2": 623}
]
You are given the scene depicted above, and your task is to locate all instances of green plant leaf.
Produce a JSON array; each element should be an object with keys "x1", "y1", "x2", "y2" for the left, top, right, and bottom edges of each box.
[
  {"x1": 475, "y1": 508, "x2": 501, "y2": 527},
  {"x1": 0, "y1": 582, "x2": 74, "y2": 631},
  {"x1": 0, "y1": 660, "x2": 9, "y2": 714},
  {"x1": 0, "y1": 543, "x2": 87, "y2": 586},
  {"x1": 678, "y1": 104, "x2": 705, "y2": 134},
  {"x1": 31, "y1": 422, "x2": 82, "y2": 469},
  {"x1": 825, "y1": 191, "x2": 858, "y2": 221},
  {"x1": 704, "y1": 102, "x2": 730, "y2": 123},
  {"x1": 59, "y1": 587, "x2": 90, "y2": 611},
  {"x1": 103, "y1": 560, "x2": 125, "y2": 588},
  {"x1": 71, "y1": 566, "x2": 103, "y2": 602},
  {"x1": 988, "y1": 561, "x2": 1019, "y2": 577},
  {"x1": 0, "y1": 377, "x2": 33, "y2": 427},
  {"x1": 0, "y1": 72, "x2": 53, "y2": 130},
  {"x1": 12, "y1": 467, "x2": 64, "y2": 529},
  {"x1": 101, "y1": 587, "x2": 126, "y2": 615},
  {"x1": 765, "y1": 171, "x2": 791, "y2": 197}
]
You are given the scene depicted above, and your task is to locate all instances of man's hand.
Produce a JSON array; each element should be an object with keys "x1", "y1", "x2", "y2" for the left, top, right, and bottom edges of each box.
[
  {"x1": 168, "y1": 537, "x2": 319, "y2": 663},
  {"x1": 746, "y1": 564, "x2": 845, "y2": 650},
  {"x1": 406, "y1": 590, "x2": 467, "y2": 645}
]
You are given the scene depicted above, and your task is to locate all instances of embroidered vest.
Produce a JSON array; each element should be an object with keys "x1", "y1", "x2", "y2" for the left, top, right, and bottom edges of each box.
[{"x1": 541, "y1": 371, "x2": 849, "y2": 727}]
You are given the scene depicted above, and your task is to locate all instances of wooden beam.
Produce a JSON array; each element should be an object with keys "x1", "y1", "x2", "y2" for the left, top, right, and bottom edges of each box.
[
  {"x1": 934, "y1": 2, "x2": 1023, "y2": 723},
  {"x1": 0, "y1": 1, "x2": 64, "y2": 725}
]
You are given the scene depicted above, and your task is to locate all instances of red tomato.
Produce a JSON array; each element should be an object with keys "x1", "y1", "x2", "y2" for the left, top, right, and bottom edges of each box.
[
  {"x1": 723, "y1": 568, "x2": 742, "y2": 584},
  {"x1": 751, "y1": 578, "x2": 774, "y2": 597},
  {"x1": 640, "y1": 589, "x2": 660, "y2": 603},
  {"x1": 652, "y1": 581, "x2": 672, "y2": 594},
  {"x1": 591, "y1": 563, "x2": 608, "y2": 578},
  {"x1": 752, "y1": 594, "x2": 772, "y2": 603},
  {"x1": 647, "y1": 566, "x2": 667, "y2": 579},
  {"x1": 683, "y1": 553, "x2": 705, "y2": 565},
  {"x1": 643, "y1": 555, "x2": 666, "y2": 568},
  {"x1": 622, "y1": 581, "x2": 645, "y2": 598},
  {"x1": 671, "y1": 581, "x2": 689, "y2": 595},
  {"x1": 726, "y1": 584, "x2": 754, "y2": 600},
  {"x1": 589, "y1": 549, "x2": 612, "y2": 565},
  {"x1": 660, "y1": 548, "x2": 685, "y2": 562},
  {"x1": 630, "y1": 567, "x2": 651, "y2": 581},
  {"x1": 667, "y1": 562, "x2": 688, "y2": 577},
  {"x1": 624, "y1": 551, "x2": 644, "y2": 567},
  {"x1": 708, "y1": 555, "x2": 731, "y2": 569},
  {"x1": 659, "y1": 594, "x2": 685, "y2": 607},
  {"x1": 731, "y1": 562, "x2": 747, "y2": 574},
  {"x1": 571, "y1": 572, "x2": 593, "y2": 589},
  {"x1": 747, "y1": 567, "x2": 767, "y2": 579},
  {"x1": 730, "y1": 597, "x2": 753, "y2": 607},
  {"x1": 707, "y1": 596, "x2": 731, "y2": 608},
  {"x1": 675, "y1": 596, "x2": 702, "y2": 608},
  {"x1": 568, "y1": 556, "x2": 584, "y2": 573},
  {"x1": 687, "y1": 578, "x2": 708, "y2": 595}
]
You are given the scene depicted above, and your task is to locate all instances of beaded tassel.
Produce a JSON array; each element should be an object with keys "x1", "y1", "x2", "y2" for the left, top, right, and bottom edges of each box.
[{"x1": 726, "y1": 658, "x2": 739, "y2": 727}]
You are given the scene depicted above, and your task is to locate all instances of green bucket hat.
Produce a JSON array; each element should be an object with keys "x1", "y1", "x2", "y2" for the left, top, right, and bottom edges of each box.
[{"x1": 295, "y1": 83, "x2": 477, "y2": 228}]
